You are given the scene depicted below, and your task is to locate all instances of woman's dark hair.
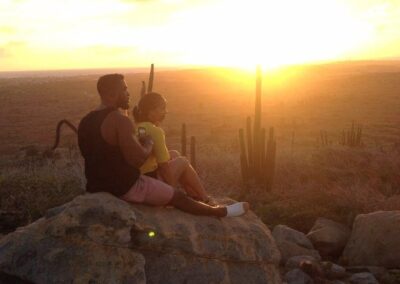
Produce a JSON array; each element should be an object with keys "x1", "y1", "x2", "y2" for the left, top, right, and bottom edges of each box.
[{"x1": 132, "y1": 92, "x2": 166, "y2": 122}]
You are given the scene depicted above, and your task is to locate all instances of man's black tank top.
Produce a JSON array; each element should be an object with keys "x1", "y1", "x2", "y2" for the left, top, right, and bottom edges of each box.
[{"x1": 78, "y1": 107, "x2": 140, "y2": 196}]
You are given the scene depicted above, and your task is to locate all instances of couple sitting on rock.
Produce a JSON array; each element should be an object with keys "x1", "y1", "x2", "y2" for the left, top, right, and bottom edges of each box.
[{"x1": 78, "y1": 73, "x2": 249, "y2": 217}]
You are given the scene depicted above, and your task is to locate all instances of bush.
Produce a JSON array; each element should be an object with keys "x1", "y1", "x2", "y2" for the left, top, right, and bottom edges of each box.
[{"x1": 0, "y1": 150, "x2": 84, "y2": 230}]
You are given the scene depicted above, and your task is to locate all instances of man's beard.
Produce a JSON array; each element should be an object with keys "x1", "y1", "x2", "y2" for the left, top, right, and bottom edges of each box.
[{"x1": 119, "y1": 98, "x2": 130, "y2": 110}]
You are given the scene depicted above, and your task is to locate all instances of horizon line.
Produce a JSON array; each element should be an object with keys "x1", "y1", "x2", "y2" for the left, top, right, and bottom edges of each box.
[{"x1": 1, "y1": 59, "x2": 400, "y2": 78}]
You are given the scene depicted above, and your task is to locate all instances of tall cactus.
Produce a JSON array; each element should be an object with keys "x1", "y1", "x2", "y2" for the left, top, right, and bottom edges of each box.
[
  {"x1": 140, "y1": 81, "x2": 146, "y2": 98},
  {"x1": 181, "y1": 123, "x2": 187, "y2": 156},
  {"x1": 265, "y1": 127, "x2": 276, "y2": 192},
  {"x1": 239, "y1": 128, "x2": 249, "y2": 184},
  {"x1": 253, "y1": 65, "x2": 262, "y2": 178},
  {"x1": 190, "y1": 136, "x2": 196, "y2": 169},
  {"x1": 246, "y1": 116, "x2": 253, "y2": 170},
  {"x1": 238, "y1": 66, "x2": 276, "y2": 191},
  {"x1": 139, "y1": 63, "x2": 154, "y2": 98},
  {"x1": 147, "y1": 63, "x2": 154, "y2": 93}
]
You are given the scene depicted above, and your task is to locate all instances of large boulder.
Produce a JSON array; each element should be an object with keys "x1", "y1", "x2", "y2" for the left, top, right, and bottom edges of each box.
[
  {"x1": 306, "y1": 218, "x2": 350, "y2": 258},
  {"x1": 0, "y1": 193, "x2": 282, "y2": 283},
  {"x1": 272, "y1": 225, "x2": 320, "y2": 264},
  {"x1": 342, "y1": 211, "x2": 400, "y2": 268}
]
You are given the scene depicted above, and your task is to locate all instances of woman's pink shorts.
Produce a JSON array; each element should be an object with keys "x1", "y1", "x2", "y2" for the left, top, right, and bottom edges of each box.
[{"x1": 120, "y1": 175, "x2": 175, "y2": 206}]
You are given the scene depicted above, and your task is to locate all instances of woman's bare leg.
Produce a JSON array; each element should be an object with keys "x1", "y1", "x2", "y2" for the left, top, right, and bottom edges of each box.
[
  {"x1": 169, "y1": 150, "x2": 181, "y2": 159},
  {"x1": 168, "y1": 150, "x2": 203, "y2": 199},
  {"x1": 167, "y1": 157, "x2": 208, "y2": 201}
]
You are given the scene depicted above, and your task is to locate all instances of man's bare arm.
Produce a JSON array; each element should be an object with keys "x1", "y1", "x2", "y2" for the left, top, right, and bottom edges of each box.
[
  {"x1": 158, "y1": 162, "x2": 176, "y2": 187},
  {"x1": 116, "y1": 115, "x2": 153, "y2": 168}
]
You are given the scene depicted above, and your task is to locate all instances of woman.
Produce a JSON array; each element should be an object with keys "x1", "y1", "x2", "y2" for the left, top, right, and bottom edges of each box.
[{"x1": 132, "y1": 92, "x2": 210, "y2": 203}]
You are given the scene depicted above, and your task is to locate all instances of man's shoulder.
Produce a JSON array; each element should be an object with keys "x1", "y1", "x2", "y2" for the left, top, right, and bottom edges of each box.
[
  {"x1": 78, "y1": 111, "x2": 96, "y2": 131},
  {"x1": 111, "y1": 111, "x2": 134, "y2": 132}
]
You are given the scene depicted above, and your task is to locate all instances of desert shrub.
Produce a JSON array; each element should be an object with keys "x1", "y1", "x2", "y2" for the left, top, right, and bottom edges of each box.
[
  {"x1": 247, "y1": 146, "x2": 400, "y2": 232},
  {"x1": 0, "y1": 150, "x2": 84, "y2": 229}
]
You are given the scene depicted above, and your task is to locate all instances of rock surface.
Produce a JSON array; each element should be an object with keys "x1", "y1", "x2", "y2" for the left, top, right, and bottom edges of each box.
[
  {"x1": 0, "y1": 193, "x2": 282, "y2": 283},
  {"x1": 349, "y1": 272, "x2": 379, "y2": 284},
  {"x1": 285, "y1": 255, "x2": 319, "y2": 271},
  {"x1": 273, "y1": 225, "x2": 320, "y2": 264},
  {"x1": 284, "y1": 268, "x2": 313, "y2": 284},
  {"x1": 342, "y1": 211, "x2": 400, "y2": 268},
  {"x1": 307, "y1": 218, "x2": 350, "y2": 258}
]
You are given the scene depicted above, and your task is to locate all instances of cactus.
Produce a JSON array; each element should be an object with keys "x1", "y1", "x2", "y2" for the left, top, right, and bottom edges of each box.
[
  {"x1": 265, "y1": 127, "x2": 276, "y2": 192},
  {"x1": 246, "y1": 116, "x2": 253, "y2": 170},
  {"x1": 190, "y1": 136, "x2": 196, "y2": 169},
  {"x1": 140, "y1": 81, "x2": 146, "y2": 98},
  {"x1": 147, "y1": 63, "x2": 154, "y2": 93},
  {"x1": 258, "y1": 128, "x2": 266, "y2": 182},
  {"x1": 341, "y1": 122, "x2": 362, "y2": 147},
  {"x1": 237, "y1": 66, "x2": 276, "y2": 191},
  {"x1": 320, "y1": 130, "x2": 329, "y2": 146},
  {"x1": 139, "y1": 63, "x2": 154, "y2": 98},
  {"x1": 356, "y1": 125, "x2": 362, "y2": 146},
  {"x1": 239, "y1": 129, "x2": 249, "y2": 184},
  {"x1": 253, "y1": 65, "x2": 262, "y2": 177},
  {"x1": 181, "y1": 123, "x2": 187, "y2": 156},
  {"x1": 291, "y1": 130, "x2": 295, "y2": 155}
]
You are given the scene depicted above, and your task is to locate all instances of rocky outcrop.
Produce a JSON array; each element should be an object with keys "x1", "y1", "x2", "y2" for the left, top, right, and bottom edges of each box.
[
  {"x1": 272, "y1": 225, "x2": 320, "y2": 264},
  {"x1": 307, "y1": 218, "x2": 350, "y2": 258},
  {"x1": 0, "y1": 193, "x2": 282, "y2": 283},
  {"x1": 284, "y1": 268, "x2": 313, "y2": 284},
  {"x1": 341, "y1": 210, "x2": 400, "y2": 268},
  {"x1": 349, "y1": 272, "x2": 379, "y2": 284}
]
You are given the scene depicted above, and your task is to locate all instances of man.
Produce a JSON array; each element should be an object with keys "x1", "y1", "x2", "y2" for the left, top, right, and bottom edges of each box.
[{"x1": 78, "y1": 73, "x2": 249, "y2": 217}]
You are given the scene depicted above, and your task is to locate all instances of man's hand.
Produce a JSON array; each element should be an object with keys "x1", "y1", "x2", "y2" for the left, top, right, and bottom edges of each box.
[
  {"x1": 139, "y1": 134, "x2": 154, "y2": 147},
  {"x1": 116, "y1": 115, "x2": 153, "y2": 168}
]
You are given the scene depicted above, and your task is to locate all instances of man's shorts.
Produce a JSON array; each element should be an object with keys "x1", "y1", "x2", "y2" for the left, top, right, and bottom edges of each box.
[{"x1": 120, "y1": 175, "x2": 174, "y2": 206}]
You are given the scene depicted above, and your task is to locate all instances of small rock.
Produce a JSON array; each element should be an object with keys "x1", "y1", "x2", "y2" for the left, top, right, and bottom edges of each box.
[
  {"x1": 273, "y1": 225, "x2": 314, "y2": 249},
  {"x1": 286, "y1": 255, "x2": 319, "y2": 271},
  {"x1": 285, "y1": 268, "x2": 314, "y2": 284},
  {"x1": 273, "y1": 225, "x2": 320, "y2": 264},
  {"x1": 307, "y1": 218, "x2": 350, "y2": 258},
  {"x1": 321, "y1": 261, "x2": 347, "y2": 279},
  {"x1": 346, "y1": 266, "x2": 387, "y2": 281},
  {"x1": 349, "y1": 272, "x2": 379, "y2": 284}
]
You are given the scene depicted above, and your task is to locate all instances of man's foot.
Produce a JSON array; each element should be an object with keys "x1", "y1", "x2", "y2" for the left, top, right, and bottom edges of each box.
[{"x1": 225, "y1": 202, "x2": 250, "y2": 217}]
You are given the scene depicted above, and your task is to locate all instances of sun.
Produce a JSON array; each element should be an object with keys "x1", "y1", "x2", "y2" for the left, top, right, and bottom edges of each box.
[{"x1": 160, "y1": 0, "x2": 373, "y2": 70}]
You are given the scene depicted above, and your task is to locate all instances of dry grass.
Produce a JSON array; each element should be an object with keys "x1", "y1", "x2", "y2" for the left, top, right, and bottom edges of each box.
[
  {"x1": 0, "y1": 62, "x2": 399, "y2": 232},
  {"x1": 0, "y1": 146, "x2": 85, "y2": 230}
]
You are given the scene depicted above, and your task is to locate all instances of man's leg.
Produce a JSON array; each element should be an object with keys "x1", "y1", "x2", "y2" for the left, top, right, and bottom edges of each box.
[
  {"x1": 124, "y1": 175, "x2": 249, "y2": 217},
  {"x1": 168, "y1": 189, "x2": 226, "y2": 217}
]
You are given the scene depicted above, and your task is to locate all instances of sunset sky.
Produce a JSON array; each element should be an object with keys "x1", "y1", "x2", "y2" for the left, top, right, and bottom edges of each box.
[{"x1": 1, "y1": 0, "x2": 400, "y2": 71}]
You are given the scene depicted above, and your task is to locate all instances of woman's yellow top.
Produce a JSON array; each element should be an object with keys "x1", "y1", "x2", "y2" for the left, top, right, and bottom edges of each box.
[{"x1": 136, "y1": 121, "x2": 170, "y2": 174}]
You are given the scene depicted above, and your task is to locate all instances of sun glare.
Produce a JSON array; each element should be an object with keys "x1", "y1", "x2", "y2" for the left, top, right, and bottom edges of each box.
[
  {"x1": 162, "y1": 0, "x2": 373, "y2": 70},
  {"x1": 0, "y1": 0, "x2": 388, "y2": 71}
]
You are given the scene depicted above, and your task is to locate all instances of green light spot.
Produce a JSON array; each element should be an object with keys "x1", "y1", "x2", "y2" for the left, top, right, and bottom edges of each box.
[{"x1": 148, "y1": 231, "x2": 156, "y2": 238}]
